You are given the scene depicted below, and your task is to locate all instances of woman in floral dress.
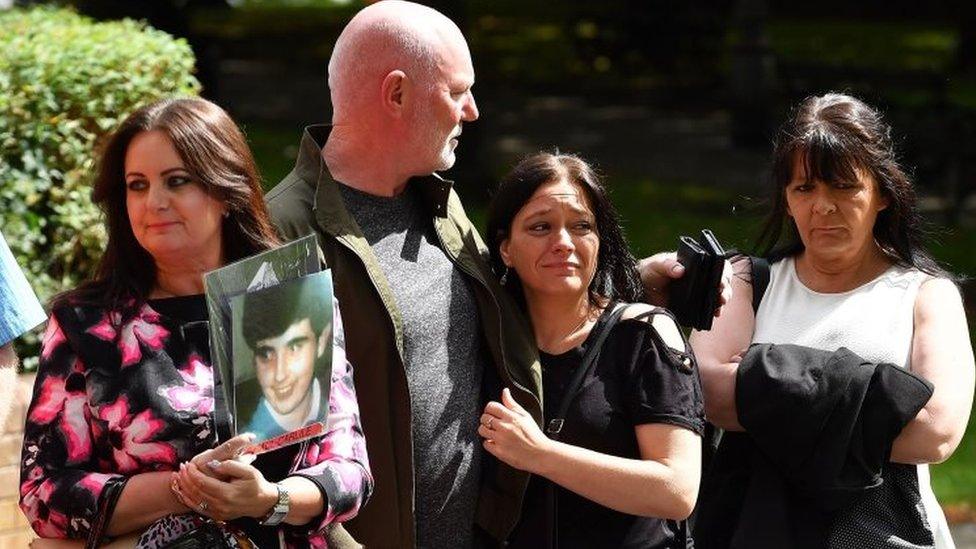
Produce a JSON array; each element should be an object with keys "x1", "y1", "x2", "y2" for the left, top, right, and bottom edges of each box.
[{"x1": 19, "y1": 97, "x2": 372, "y2": 548}]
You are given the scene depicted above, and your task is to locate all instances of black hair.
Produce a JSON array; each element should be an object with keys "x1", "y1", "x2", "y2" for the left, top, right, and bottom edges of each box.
[
  {"x1": 756, "y1": 92, "x2": 947, "y2": 277},
  {"x1": 486, "y1": 152, "x2": 643, "y2": 308},
  {"x1": 241, "y1": 278, "x2": 332, "y2": 349}
]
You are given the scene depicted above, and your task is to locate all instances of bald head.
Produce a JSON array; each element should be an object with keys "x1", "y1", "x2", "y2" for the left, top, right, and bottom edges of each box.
[
  {"x1": 324, "y1": 1, "x2": 478, "y2": 185},
  {"x1": 328, "y1": 0, "x2": 468, "y2": 119}
]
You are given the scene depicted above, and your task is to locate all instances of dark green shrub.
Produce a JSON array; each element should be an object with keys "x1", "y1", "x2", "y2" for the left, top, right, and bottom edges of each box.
[{"x1": 0, "y1": 6, "x2": 200, "y2": 367}]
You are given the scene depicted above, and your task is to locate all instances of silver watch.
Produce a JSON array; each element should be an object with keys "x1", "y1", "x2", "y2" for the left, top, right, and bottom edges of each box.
[{"x1": 259, "y1": 483, "x2": 290, "y2": 526}]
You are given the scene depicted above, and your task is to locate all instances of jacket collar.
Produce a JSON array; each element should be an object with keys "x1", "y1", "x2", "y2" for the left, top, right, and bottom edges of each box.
[{"x1": 294, "y1": 125, "x2": 455, "y2": 238}]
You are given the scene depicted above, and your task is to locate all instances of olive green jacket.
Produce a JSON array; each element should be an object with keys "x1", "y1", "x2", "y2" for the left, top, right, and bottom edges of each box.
[{"x1": 265, "y1": 125, "x2": 543, "y2": 548}]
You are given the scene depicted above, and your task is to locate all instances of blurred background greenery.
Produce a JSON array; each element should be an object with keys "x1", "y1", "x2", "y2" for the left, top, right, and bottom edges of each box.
[{"x1": 3, "y1": 0, "x2": 976, "y2": 517}]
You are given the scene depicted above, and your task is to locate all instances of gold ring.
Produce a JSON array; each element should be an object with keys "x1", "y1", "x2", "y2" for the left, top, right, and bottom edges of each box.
[
  {"x1": 198, "y1": 501, "x2": 208, "y2": 512},
  {"x1": 487, "y1": 417, "x2": 494, "y2": 429}
]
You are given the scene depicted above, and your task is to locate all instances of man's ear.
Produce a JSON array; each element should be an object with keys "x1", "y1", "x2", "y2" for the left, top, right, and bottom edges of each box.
[{"x1": 380, "y1": 70, "x2": 408, "y2": 117}]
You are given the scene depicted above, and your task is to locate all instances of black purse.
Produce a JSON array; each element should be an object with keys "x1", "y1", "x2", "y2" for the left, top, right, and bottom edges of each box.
[{"x1": 666, "y1": 229, "x2": 727, "y2": 331}]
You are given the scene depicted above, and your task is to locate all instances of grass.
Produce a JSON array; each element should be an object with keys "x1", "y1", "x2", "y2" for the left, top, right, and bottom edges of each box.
[{"x1": 247, "y1": 122, "x2": 976, "y2": 506}]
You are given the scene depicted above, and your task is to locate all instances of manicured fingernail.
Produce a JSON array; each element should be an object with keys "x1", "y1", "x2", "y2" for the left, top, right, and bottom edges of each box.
[{"x1": 671, "y1": 264, "x2": 685, "y2": 274}]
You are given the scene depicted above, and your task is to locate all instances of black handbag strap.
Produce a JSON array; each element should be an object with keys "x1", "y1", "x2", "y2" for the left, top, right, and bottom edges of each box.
[
  {"x1": 85, "y1": 478, "x2": 126, "y2": 549},
  {"x1": 545, "y1": 303, "x2": 628, "y2": 440},
  {"x1": 748, "y1": 256, "x2": 771, "y2": 314},
  {"x1": 543, "y1": 303, "x2": 626, "y2": 549}
]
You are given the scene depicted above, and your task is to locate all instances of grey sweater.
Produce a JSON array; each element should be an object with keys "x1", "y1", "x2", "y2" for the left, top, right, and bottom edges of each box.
[{"x1": 338, "y1": 183, "x2": 486, "y2": 549}]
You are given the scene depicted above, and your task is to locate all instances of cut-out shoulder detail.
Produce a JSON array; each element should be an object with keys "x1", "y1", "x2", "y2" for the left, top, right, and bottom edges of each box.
[
  {"x1": 650, "y1": 314, "x2": 687, "y2": 353},
  {"x1": 617, "y1": 303, "x2": 687, "y2": 353},
  {"x1": 619, "y1": 302, "x2": 655, "y2": 321}
]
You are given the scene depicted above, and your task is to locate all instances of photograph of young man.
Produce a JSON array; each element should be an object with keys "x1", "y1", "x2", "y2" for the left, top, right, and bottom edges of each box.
[{"x1": 237, "y1": 274, "x2": 333, "y2": 440}]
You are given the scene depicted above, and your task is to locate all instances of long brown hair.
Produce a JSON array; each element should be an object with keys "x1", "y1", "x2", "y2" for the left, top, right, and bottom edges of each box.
[{"x1": 54, "y1": 97, "x2": 280, "y2": 313}]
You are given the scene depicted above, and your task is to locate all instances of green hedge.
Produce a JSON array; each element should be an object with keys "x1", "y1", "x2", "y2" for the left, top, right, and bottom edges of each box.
[{"x1": 0, "y1": 7, "x2": 200, "y2": 367}]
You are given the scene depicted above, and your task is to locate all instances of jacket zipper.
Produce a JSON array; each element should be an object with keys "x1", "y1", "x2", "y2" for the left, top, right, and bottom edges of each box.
[
  {"x1": 431, "y1": 227, "x2": 540, "y2": 540},
  {"x1": 431, "y1": 221, "x2": 537, "y2": 411}
]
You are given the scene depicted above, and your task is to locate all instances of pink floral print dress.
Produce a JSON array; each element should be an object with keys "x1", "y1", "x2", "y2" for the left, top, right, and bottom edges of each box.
[{"x1": 19, "y1": 296, "x2": 372, "y2": 548}]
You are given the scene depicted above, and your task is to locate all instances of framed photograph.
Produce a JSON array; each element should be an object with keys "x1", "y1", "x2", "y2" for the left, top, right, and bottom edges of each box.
[{"x1": 204, "y1": 234, "x2": 319, "y2": 439}]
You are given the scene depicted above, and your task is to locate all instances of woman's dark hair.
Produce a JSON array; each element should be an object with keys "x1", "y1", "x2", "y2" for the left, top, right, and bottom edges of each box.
[
  {"x1": 54, "y1": 97, "x2": 281, "y2": 313},
  {"x1": 756, "y1": 92, "x2": 945, "y2": 276},
  {"x1": 486, "y1": 152, "x2": 643, "y2": 308}
]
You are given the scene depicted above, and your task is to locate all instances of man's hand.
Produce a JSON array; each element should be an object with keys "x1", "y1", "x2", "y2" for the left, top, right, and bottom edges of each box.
[
  {"x1": 638, "y1": 252, "x2": 733, "y2": 315},
  {"x1": 638, "y1": 253, "x2": 685, "y2": 307}
]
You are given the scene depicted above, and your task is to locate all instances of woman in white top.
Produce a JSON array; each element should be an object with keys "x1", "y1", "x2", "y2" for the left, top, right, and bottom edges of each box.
[{"x1": 691, "y1": 92, "x2": 974, "y2": 548}]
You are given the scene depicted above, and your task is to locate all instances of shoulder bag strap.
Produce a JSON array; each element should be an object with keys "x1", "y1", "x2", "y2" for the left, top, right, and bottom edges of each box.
[
  {"x1": 748, "y1": 256, "x2": 771, "y2": 314},
  {"x1": 545, "y1": 303, "x2": 628, "y2": 441},
  {"x1": 543, "y1": 302, "x2": 626, "y2": 549},
  {"x1": 85, "y1": 479, "x2": 127, "y2": 549}
]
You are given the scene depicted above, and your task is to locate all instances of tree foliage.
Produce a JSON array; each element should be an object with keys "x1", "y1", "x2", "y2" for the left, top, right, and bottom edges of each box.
[{"x1": 0, "y1": 6, "x2": 200, "y2": 366}]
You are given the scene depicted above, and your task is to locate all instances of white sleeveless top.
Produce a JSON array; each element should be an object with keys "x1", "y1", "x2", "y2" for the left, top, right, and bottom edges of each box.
[{"x1": 753, "y1": 256, "x2": 952, "y2": 549}]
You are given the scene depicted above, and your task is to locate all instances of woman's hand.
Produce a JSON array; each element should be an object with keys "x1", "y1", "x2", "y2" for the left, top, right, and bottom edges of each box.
[
  {"x1": 170, "y1": 433, "x2": 277, "y2": 521},
  {"x1": 187, "y1": 433, "x2": 256, "y2": 475},
  {"x1": 478, "y1": 388, "x2": 553, "y2": 475},
  {"x1": 482, "y1": 388, "x2": 702, "y2": 519},
  {"x1": 729, "y1": 347, "x2": 749, "y2": 363},
  {"x1": 171, "y1": 459, "x2": 278, "y2": 522}
]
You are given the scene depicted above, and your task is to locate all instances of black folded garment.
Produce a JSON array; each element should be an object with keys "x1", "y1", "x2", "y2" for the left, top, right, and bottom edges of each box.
[{"x1": 667, "y1": 229, "x2": 726, "y2": 330}]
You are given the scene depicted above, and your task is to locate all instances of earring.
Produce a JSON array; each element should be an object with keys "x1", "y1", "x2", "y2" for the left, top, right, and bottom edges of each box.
[
  {"x1": 223, "y1": 210, "x2": 230, "y2": 218},
  {"x1": 499, "y1": 267, "x2": 510, "y2": 285}
]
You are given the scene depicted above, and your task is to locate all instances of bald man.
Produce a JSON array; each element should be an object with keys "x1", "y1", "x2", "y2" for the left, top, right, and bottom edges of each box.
[{"x1": 266, "y1": 2, "x2": 542, "y2": 547}]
